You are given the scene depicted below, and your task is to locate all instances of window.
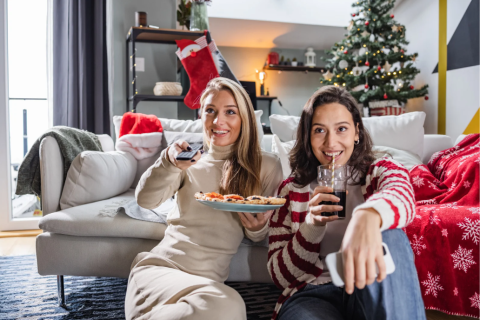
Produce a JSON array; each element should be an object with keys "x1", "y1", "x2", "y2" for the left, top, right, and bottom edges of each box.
[{"x1": 8, "y1": 0, "x2": 49, "y2": 219}]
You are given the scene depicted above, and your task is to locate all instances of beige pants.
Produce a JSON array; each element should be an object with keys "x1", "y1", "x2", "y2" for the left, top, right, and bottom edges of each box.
[{"x1": 125, "y1": 265, "x2": 246, "y2": 320}]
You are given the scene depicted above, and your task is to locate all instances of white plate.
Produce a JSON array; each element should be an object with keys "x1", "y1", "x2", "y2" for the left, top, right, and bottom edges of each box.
[{"x1": 197, "y1": 200, "x2": 283, "y2": 213}]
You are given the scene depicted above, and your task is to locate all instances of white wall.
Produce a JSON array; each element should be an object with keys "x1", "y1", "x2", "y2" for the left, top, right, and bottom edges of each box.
[
  {"x1": 395, "y1": 0, "x2": 439, "y2": 134},
  {"x1": 395, "y1": 0, "x2": 478, "y2": 138},
  {"x1": 219, "y1": 46, "x2": 328, "y2": 124},
  {"x1": 208, "y1": 0, "x2": 353, "y2": 28},
  {"x1": 108, "y1": 0, "x2": 179, "y2": 139}
]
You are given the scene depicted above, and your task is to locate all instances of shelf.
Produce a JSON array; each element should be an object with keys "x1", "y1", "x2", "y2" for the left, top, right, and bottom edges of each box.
[
  {"x1": 129, "y1": 94, "x2": 185, "y2": 102},
  {"x1": 265, "y1": 65, "x2": 326, "y2": 73},
  {"x1": 127, "y1": 27, "x2": 204, "y2": 44},
  {"x1": 257, "y1": 96, "x2": 277, "y2": 101}
]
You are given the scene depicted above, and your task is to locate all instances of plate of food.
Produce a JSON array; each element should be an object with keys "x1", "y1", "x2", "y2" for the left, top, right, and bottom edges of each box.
[{"x1": 195, "y1": 192, "x2": 286, "y2": 213}]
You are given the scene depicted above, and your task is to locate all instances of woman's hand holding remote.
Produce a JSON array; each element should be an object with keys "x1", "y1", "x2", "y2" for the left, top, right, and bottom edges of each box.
[{"x1": 167, "y1": 140, "x2": 203, "y2": 170}]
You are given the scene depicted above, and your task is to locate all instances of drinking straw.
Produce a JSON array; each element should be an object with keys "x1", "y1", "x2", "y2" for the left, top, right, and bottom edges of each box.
[{"x1": 331, "y1": 155, "x2": 335, "y2": 190}]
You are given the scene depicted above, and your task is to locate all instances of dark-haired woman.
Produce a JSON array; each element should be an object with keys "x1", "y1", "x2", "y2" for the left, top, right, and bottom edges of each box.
[{"x1": 267, "y1": 86, "x2": 425, "y2": 320}]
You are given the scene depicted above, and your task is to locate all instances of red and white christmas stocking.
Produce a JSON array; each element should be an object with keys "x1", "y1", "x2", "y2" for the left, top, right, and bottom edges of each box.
[{"x1": 176, "y1": 36, "x2": 219, "y2": 109}]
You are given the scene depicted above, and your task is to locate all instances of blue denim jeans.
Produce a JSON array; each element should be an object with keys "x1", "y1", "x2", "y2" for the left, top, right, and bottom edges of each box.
[{"x1": 277, "y1": 229, "x2": 426, "y2": 320}]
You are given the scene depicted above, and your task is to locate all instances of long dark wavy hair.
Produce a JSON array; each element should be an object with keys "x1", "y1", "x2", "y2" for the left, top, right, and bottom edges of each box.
[{"x1": 289, "y1": 85, "x2": 376, "y2": 187}]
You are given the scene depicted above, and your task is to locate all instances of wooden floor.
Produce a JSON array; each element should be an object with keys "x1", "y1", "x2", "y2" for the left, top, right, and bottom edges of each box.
[{"x1": 0, "y1": 236, "x2": 476, "y2": 320}]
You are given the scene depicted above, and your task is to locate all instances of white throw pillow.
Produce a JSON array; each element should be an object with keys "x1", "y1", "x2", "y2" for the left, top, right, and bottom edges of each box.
[
  {"x1": 113, "y1": 110, "x2": 264, "y2": 146},
  {"x1": 363, "y1": 112, "x2": 426, "y2": 159},
  {"x1": 372, "y1": 146, "x2": 423, "y2": 170},
  {"x1": 271, "y1": 134, "x2": 295, "y2": 179},
  {"x1": 270, "y1": 114, "x2": 300, "y2": 142},
  {"x1": 60, "y1": 151, "x2": 137, "y2": 210},
  {"x1": 270, "y1": 112, "x2": 426, "y2": 158}
]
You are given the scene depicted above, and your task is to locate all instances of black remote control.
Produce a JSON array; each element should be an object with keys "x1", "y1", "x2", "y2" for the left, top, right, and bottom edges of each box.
[{"x1": 176, "y1": 143, "x2": 203, "y2": 161}]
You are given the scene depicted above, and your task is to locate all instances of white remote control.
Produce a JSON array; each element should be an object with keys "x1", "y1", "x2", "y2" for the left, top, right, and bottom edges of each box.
[{"x1": 325, "y1": 242, "x2": 395, "y2": 287}]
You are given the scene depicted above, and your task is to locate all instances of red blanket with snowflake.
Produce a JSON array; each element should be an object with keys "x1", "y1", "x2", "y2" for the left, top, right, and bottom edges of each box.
[{"x1": 405, "y1": 134, "x2": 480, "y2": 318}]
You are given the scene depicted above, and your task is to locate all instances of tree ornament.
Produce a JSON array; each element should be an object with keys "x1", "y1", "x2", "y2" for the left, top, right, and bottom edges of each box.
[
  {"x1": 352, "y1": 65, "x2": 363, "y2": 76},
  {"x1": 377, "y1": 65, "x2": 382, "y2": 71},
  {"x1": 411, "y1": 55, "x2": 417, "y2": 62},
  {"x1": 365, "y1": 21, "x2": 370, "y2": 26},
  {"x1": 383, "y1": 93, "x2": 388, "y2": 99},
  {"x1": 400, "y1": 49, "x2": 405, "y2": 54},
  {"x1": 323, "y1": 70, "x2": 334, "y2": 81},
  {"x1": 409, "y1": 85, "x2": 414, "y2": 90},
  {"x1": 359, "y1": 47, "x2": 368, "y2": 56},
  {"x1": 365, "y1": 61, "x2": 370, "y2": 66},
  {"x1": 369, "y1": 34, "x2": 375, "y2": 42},
  {"x1": 392, "y1": 46, "x2": 399, "y2": 53},
  {"x1": 392, "y1": 25, "x2": 398, "y2": 32},
  {"x1": 347, "y1": 20, "x2": 354, "y2": 31},
  {"x1": 361, "y1": 30, "x2": 370, "y2": 38},
  {"x1": 390, "y1": 14, "x2": 394, "y2": 18},
  {"x1": 425, "y1": 95, "x2": 429, "y2": 100},
  {"x1": 365, "y1": 84, "x2": 369, "y2": 89},
  {"x1": 344, "y1": 50, "x2": 348, "y2": 54},
  {"x1": 383, "y1": 61, "x2": 392, "y2": 72},
  {"x1": 339, "y1": 60, "x2": 349, "y2": 69},
  {"x1": 352, "y1": 13, "x2": 356, "y2": 17}
]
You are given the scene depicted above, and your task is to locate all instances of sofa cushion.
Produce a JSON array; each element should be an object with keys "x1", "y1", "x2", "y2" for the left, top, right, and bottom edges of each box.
[
  {"x1": 43, "y1": 189, "x2": 166, "y2": 241},
  {"x1": 270, "y1": 112, "x2": 426, "y2": 158},
  {"x1": 60, "y1": 151, "x2": 137, "y2": 210}
]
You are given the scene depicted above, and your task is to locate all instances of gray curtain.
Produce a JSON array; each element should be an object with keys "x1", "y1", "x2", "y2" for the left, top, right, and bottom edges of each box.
[{"x1": 53, "y1": 0, "x2": 110, "y2": 134}]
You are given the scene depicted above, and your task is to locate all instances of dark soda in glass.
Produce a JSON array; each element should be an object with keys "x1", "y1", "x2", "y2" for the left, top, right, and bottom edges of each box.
[{"x1": 320, "y1": 191, "x2": 346, "y2": 219}]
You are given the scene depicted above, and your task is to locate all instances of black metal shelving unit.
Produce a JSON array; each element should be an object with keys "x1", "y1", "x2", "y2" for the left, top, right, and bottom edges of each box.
[{"x1": 125, "y1": 27, "x2": 205, "y2": 117}]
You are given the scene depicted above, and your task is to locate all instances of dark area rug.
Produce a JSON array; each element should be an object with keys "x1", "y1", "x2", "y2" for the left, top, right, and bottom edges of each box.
[{"x1": 0, "y1": 255, "x2": 282, "y2": 319}]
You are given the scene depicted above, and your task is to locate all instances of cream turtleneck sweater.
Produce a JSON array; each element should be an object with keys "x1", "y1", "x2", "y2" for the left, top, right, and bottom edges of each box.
[{"x1": 132, "y1": 144, "x2": 283, "y2": 283}]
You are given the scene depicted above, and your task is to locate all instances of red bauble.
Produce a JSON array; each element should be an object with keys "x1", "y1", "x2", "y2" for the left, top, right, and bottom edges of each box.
[
  {"x1": 377, "y1": 66, "x2": 382, "y2": 71},
  {"x1": 390, "y1": 14, "x2": 395, "y2": 18},
  {"x1": 365, "y1": 21, "x2": 370, "y2": 26},
  {"x1": 344, "y1": 50, "x2": 348, "y2": 54},
  {"x1": 409, "y1": 85, "x2": 414, "y2": 90},
  {"x1": 401, "y1": 49, "x2": 405, "y2": 53},
  {"x1": 352, "y1": 13, "x2": 356, "y2": 17},
  {"x1": 365, "y1": 61, "x2": 370, "y2": 66},
  {"x1": 383, "y1": 93, "x2": 388, "y2": 99},
  {"x1": 425, "y1": 96, "x2": 429, "y2": 100},
  {"x1": 365, "y1": 84, "x2": 369, "y2": 89}
]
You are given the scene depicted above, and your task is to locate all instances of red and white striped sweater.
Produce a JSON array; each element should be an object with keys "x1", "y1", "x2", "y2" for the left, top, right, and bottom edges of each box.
[{"x1": 267, "y1": 157, "x2": 416, "y2": 319}]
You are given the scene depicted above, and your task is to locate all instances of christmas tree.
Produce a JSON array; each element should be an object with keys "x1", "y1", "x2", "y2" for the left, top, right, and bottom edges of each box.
[{"x1": 321, "y1": 0, "x2": 428, "y2": 113}]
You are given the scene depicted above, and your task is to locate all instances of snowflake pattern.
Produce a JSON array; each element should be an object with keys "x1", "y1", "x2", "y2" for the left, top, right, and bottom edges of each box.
[
  {"x1": 441, "y1": 229, "x2": 448, "y2": 237},
  {"x1": 422, "y1": 272, "x2": 444, "y2": 298},
  {"x1": 410, "y1": 235, "x2": 427, "y2": 255},
  {"x1": 470, "y1": 292, "x2": 480, "y2": 309},
  {"x1": 458, "y1": 217, "x2": 480, "y2": 245},
  {"x1": 448, "y1": 182, "x2": 457, "y2": 191},
  {"x1": 454, "y1": 288, "x2": 458, "y2": 296},
  {"x1": 441, "y1": 202, "x2": 459, "y2": 210},
  {"x1": 446, "y1": 170, "x2": 452, "y2": 176},
  {"x1": 451, "y1": 245, "x2": 476, "y2": 273},
  {"x1": 429, "y1": 216, "x2": 441, "y2": 225},
  {"x1": 463, "y1": 180, "x2": 471, "y2": 188},
  {"x1": 412, "y1": 176, "x2": 425, "y2": 188},
  {"x1": 418, "y1": 199, "x2": 437, "y2": 205},
  {"x1": 468, "y1": 207, "x2": 480, "y2": 215}
]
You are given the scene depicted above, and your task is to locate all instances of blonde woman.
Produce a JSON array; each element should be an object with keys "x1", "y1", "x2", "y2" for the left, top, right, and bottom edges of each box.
[{"x1": 125, "y1": 77, "x2": 283, "y2": 320}]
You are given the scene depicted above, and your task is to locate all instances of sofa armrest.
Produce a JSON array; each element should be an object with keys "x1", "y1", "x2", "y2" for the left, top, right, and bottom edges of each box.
[
  {"x1": 39, "y1": 136, "x2": 64, "y2": 216},
  {"x1": 96, "y1": 134, "x2": 115, "y2": 152},
  {"x1": 422, "y1": 134, "x2": 453, "y2": 164}
]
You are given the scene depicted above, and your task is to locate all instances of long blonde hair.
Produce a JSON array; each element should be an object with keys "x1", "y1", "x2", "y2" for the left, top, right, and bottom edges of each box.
[{"x1": 200, "y1": 77, "x2": 262, "y2": 197}]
